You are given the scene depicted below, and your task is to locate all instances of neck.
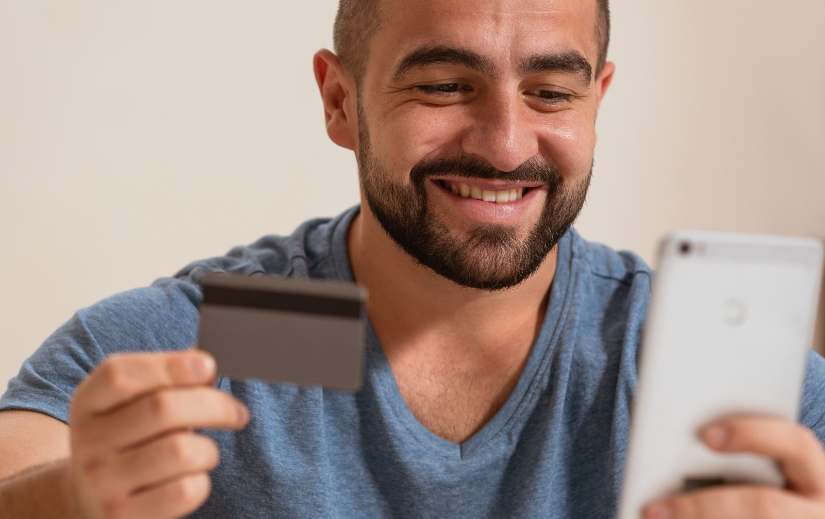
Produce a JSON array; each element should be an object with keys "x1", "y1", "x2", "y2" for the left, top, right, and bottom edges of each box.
[{"x1": 347, "y1": 204, "x2": 557, "y2": 365}]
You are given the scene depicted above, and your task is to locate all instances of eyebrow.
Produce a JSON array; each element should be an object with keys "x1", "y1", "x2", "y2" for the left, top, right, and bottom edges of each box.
[
  {"x1": 392, "y1": 45, "x2": 496, "y2": 81},
  {"x1": 392, "y1": 45, "x2": 593, "y2": 87},
  {"x1": 518, "y1": 51, "x2": 592, "y2": 86}
]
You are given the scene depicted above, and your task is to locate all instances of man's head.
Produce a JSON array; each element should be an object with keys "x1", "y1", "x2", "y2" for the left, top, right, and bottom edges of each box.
[
  {"x1": 316, "y1": 0, "x2": 615, "y2": 291},
  {"x1": 334, "y1": 0, "x2": 611, "y2": 85}
]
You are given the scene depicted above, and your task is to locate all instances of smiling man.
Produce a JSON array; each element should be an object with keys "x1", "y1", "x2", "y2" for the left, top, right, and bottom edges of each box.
[
  {"x1": 329, "y1": 0, "x2": 613, "y2": 450},
  {"x1": 3, "y1": 0, "x2": 825, "y2": 518}
]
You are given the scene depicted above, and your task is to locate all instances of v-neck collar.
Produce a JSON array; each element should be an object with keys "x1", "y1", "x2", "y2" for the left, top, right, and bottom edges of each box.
[{"x1": 330, "y1": 206, "x2": 579, "y2": 460}]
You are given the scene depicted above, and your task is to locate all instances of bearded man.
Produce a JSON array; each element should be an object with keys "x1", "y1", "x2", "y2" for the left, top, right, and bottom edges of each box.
[{"x1": 2, "y1": 0, "x2": 825, "y2": 518}]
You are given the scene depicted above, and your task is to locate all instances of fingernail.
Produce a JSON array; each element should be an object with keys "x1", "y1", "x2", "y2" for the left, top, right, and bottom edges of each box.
[
  {"x1": 237, "y1": 403, "x2": 250, "y2": 424},
  {"x1": 704, "y1": 424, "x2": 728, "y2": 448},
  {"x1": 187, "y1": 352, "x2": 215, "y2": 379},
  {"x1": 646, "y1": 501, "x2": 671, "y2": 519}
]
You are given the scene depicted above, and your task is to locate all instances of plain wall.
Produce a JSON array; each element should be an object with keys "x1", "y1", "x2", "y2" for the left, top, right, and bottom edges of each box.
[{"x1": 2, "y1": 1, "x2": 824, "y2": 390}]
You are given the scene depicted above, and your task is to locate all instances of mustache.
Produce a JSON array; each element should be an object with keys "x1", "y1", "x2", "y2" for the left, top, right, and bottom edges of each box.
[{"x1": 409, "y1": 154, "x2": 562, "y2": 185}]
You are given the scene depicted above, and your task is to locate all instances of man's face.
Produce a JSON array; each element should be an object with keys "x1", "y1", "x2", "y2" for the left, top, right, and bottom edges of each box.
[{"x1": 353, "y1": 0, "x2": 611, "y2": 290}]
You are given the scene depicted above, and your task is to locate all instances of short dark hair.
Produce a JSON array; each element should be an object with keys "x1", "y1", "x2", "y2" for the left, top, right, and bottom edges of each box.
[{"x1": 333, "y1": 0, "x2": 611, "y2": 85}]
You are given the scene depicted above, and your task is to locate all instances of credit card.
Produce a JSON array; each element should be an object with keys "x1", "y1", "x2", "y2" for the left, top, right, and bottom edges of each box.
[{"x1": 197, "y1": 273, "x2": 367, "y2": 390}]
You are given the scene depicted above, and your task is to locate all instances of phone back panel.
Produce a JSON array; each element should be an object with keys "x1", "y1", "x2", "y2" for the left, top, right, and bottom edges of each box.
[{"x1": 618, "y1": 232, "x2": 823, "y2": 519}]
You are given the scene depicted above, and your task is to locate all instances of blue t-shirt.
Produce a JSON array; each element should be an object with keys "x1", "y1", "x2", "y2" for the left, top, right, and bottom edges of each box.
[{"x1": 3, "y1": 206, "x2": 825, "y2": 518}]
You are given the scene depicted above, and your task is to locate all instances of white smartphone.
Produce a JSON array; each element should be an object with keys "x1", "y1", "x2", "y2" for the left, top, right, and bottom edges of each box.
[{"x1": 618, "y1": 231, "x2": 824, "y2": 519}]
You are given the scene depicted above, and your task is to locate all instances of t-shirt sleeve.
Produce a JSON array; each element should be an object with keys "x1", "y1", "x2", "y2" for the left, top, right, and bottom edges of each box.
[
  {"x1": 799, "y1": 349, "x2": 825, "y2": 442},
  {"x1": 0, "y1": 277, "x2": 202, "y2": 424}
]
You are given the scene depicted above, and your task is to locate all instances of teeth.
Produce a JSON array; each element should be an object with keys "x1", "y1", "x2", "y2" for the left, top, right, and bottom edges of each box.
[{"x1": 448, "y1": 183, "x2": 527, "y2": 203}]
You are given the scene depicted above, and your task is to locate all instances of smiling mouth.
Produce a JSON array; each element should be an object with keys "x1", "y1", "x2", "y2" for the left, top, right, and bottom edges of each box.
[{"x1": 438, "y1": 180, "x2": 532, "y2": 204}]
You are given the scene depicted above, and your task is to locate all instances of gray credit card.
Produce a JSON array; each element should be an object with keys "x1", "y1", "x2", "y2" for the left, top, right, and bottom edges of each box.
[{"x1": 197, "y1": 273, "x2": 367, "y2": 390}]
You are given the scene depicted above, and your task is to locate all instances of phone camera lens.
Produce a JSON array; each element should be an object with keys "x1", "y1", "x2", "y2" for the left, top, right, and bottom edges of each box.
[{"x1": 679, "y1": 242, "x2": 692, "y2": 255}]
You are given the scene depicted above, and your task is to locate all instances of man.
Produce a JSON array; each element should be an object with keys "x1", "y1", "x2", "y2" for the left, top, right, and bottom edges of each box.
[{"x1": 2, "y1": 0, "x2": 825, "y2": 517}]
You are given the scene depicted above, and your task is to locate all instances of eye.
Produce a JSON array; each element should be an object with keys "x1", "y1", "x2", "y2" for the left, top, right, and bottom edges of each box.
[
  {"x1": 416, "y1": 83, "x2": 471, "y2": 95},
  {"x1": 524, "y1": 89, "x2": 575, "y2": 109},
  {"x1": 538, "y1": 90, "x2": 572, "y2": 101}
]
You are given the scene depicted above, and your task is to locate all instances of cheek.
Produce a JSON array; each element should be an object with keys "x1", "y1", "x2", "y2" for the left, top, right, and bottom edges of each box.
[
  {"x1": 536, "y1": 112, "x2": 596, "y2": 179},
  {"x1": 370, "y1": 105, "x2": 466, "y2": 180}
]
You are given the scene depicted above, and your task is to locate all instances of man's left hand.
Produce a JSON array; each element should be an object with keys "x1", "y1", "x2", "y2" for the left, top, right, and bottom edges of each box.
[{"x1": 643, "y1": 416, "x2": 825, "y2": 518}]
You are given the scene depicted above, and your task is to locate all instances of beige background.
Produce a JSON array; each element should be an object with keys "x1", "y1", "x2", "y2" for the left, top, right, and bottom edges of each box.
[{"x1": 1, "y1": 0, "x2": 824, "y2": 390}]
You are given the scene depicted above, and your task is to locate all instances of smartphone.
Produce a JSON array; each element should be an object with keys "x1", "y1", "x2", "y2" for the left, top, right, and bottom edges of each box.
[{"x1": 617, "y1": 231, "x2": 824, "y2": 519}]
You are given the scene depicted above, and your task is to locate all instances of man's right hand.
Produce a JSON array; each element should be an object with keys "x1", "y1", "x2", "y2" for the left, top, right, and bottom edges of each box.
[{"x1": 68, "y1": 349, "x2": 249, "y2": 519}]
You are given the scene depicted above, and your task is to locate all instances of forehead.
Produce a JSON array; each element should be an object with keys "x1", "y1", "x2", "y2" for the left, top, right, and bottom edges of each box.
[{"x1": 372, "y1": 0, "x2": 599, "y2": 75}]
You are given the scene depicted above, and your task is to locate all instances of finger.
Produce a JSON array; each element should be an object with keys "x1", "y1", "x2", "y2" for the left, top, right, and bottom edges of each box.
[
  {"x1": 76, "y1": 387, "x2": 248, "y2": 451},
  {"x1": 72, "y1": 349, "x2": 216, "y2": 418},
  {"x1": 702, "y1": 417, "x2": 825, "y2": 497},
  {"x1": 644, "y1": 485, "x2": 822, "y2": 519},
  {"x1": 115, "y1": 473, "x2": 212, "y2": 519},
  {"x1": 79, "y1": 432, "x2": 219, "y2": 500}
]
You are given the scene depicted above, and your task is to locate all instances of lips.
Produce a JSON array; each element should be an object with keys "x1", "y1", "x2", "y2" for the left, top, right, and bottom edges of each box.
[{"x1": 438, "y1": 179, "x2": 536, "y2": 204}]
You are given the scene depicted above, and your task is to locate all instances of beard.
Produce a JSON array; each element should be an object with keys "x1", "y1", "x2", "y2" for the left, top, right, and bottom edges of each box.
[{"x1": 357, "y1": 115, "x2": 591, "y2": 291}]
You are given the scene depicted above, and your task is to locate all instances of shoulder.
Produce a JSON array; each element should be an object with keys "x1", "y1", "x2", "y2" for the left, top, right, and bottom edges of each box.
[
  {"x1": 568, "y1": 228, "x2": 653, "y2": 288},
  {"x1": 0, "y1": 210, "x2": 356, "y2": 419},
  {"x1": 30, "y1": 209, "x2": 359, "y2": 364},
  {"x1": 173, "y1": 208, "x2": 356, "y2": 286},
  {"x1": 559, "y1": 229, "x2": 652, "y2": 363},
  {"x1": 71, "y1": 278, "x2": 202, "y2": 358},
  {"x1": 563, "y1": 228, "x2": 653, "y2": 322}
]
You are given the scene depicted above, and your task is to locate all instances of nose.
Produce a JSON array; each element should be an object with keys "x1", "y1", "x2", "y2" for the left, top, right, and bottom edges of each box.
[{"x1": 460, "y1": 90, "x2": 539, "y2": 173}]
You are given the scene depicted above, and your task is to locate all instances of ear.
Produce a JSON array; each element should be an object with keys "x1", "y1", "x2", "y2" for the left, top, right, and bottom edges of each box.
[
  {"x1": 594, "y1": 61, "x2": 616, "y2": 111},
  {"x1": 314, "y1": 49, "x2": 358, "y2": 150}
]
